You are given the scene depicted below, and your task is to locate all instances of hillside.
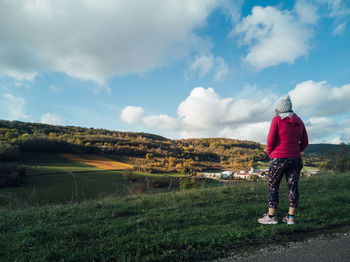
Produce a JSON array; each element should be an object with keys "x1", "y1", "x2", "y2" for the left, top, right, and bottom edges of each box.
[
  {"x1": 304, "y1": 143, "x2": 350, "y2": 158},
  {"x1": 0, "y1": 119, "x2": 268, "y2": 172},
  {"x1": 2, "y1": 119, "x2": 348, "y2": 173}
]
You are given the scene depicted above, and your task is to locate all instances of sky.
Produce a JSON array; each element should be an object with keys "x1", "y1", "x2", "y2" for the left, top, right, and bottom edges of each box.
[{"x1": 0, "y1": 0, "x2": 350, "y2": 144}]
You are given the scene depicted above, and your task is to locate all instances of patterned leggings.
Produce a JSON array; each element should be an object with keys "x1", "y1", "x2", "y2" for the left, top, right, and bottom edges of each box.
[{"x1": 268, "y1": 158, "x2": 303, "y2": 209}]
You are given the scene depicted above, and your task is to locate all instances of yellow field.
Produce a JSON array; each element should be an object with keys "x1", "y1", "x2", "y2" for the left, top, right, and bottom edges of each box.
[{"x1": 60, "y1": 154, "x2": 133, "y2": 170}]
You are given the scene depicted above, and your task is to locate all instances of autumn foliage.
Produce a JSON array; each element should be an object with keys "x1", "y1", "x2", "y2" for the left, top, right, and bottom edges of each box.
[{"x1": 0, "y1": 119, "x2": 269, "y2": 173}]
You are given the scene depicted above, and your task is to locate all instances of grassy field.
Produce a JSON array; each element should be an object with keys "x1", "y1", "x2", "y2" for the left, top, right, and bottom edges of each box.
[
  {"x1": 0, "y1": 153, "x2": 188, "y2": 207},
  {"x1": 21, "y1": 152, "x2": 101, "y2": 175},
  {"x1": 0, "y1": 172, "x2": 349, "y2": 261}
]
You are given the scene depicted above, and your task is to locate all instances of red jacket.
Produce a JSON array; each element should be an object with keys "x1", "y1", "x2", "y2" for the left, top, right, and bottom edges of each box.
[{"x1": 266, "y1": 113, "x2": 308, "y2": 158}]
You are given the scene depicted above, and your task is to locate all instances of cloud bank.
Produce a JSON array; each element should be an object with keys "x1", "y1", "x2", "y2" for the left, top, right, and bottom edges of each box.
[
  {"x1": 122, "y1": 81, "x2": 350, "y2": 144},
  {"x1": 0, "y1": 0, "x2": 237, "y2": 84},
  {"x1": 41, "y1": 113, "x2": 65, "y2": 125}
]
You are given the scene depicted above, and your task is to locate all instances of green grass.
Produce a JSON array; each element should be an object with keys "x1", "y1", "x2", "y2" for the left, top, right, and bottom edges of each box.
[
  {"x1": 20, "y1": 152, "x2": 101, "y2": 175},
  {"x1": 0, "y1": 172, "x2": 350, "y2": 261},
  {"x1": 302, "y1": 165, "x2": 319, "y2": 171},
  {"x1": 0, "y1": 171, "x2": 217, "y2": 207},
  {"x1": 0, "y1": 153, "x2": 187, "y2": 207},
  {"x1": 0, "y1": 171, "x2": 132, "y2": 206}
]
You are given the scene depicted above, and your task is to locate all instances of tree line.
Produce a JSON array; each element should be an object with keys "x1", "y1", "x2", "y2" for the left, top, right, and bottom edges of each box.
[{"x1": 0, "y1": 119, "x2": 270, "y2": 173}]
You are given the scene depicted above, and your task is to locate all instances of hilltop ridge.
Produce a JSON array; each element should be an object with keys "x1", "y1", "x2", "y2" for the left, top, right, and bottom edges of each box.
[
  {"x1": 1, "y1": 119, "x2": 347, "y2": 172},
  {"x1": 0, "y1": 119, "x2": 267, "y2": 172}
]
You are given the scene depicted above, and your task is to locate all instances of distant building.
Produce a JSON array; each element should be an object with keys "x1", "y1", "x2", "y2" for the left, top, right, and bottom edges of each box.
[
  {"x1": 234, "y1": 173, "x2": 252, "y2": 180},
  {"x1": 222, "y1": 171, "x2": 233, "y2": 178},
  {"x1": 202, "y1": 172, "x2": 222, "y2": 179},
  {"x1": 198, "y1": 169, "x2": 267, "y2": 180},
  {"x1": 234, "y1": 168, "x2": 267, "y2": 180}
]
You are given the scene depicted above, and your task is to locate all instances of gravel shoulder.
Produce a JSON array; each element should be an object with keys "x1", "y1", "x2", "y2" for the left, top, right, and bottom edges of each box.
[{"x1": 214, "y1": 225, "x2": 350, "y2": 262}]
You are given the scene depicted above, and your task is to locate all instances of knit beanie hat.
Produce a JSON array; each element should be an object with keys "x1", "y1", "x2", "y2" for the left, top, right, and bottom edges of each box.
[{"x1": 275, "y1": 95, "x2": 292, "y2": 113}]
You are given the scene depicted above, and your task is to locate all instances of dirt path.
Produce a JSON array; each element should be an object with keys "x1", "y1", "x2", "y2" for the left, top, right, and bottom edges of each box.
[{"x1": 214, "y1": 225, "x2": 350, "y2": 262}]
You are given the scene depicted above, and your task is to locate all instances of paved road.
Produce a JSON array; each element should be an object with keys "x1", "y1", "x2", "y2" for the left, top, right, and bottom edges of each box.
[{"x1": 215, "y1": 229, "x2": 350, "y2": 262}]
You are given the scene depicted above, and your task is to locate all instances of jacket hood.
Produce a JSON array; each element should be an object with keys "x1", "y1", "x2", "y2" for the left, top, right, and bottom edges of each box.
[{"x1": 279, "y1": 113, "x2": 301, "y2": 126}]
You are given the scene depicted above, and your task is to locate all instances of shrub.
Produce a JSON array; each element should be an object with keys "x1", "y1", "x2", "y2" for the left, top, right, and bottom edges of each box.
[
  {"x1": 128, "y1": 183, "x2": 148, "y2": 195},
  {"x1": 320, "y1": 144, "x2": 350, "y2": 172},
  {"x1": 122, "y1": 170, "x2": 137, "y2": 183},
  {"x1": 179, "y1": 177, "x2": 201, "y2": 190},
  {"x1": 0, "y1": 163, "x2": 26, "y2": 188},
  {"x1": 151, "y1": 179, "x2": 169, "y2": 188},
  {"x1": 0, "y1": 142, "x2": 20, "y2": 161}
]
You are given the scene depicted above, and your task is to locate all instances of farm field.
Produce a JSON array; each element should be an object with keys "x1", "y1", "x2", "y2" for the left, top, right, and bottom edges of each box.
[
  {"x1": 21, "y1": 152, "x2": 101, "y2": 175},
  {"x1": 60, "y1": 153, "x2": 133, "y2": 170},
  {"x1": 0, "y1": 152, "x2": 184, "y2": 207}
]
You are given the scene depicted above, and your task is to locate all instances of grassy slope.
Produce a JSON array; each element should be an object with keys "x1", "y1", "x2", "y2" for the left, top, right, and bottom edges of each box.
[
  {"x1": 1, "y1": 173, "x2": 350, "y2": 261},
  {"x1": 0, "y1": 153, "x2": 186, "y2": 207},
  {"x1": 21, "y1": 152, "x2": 101, "y2": 175}
]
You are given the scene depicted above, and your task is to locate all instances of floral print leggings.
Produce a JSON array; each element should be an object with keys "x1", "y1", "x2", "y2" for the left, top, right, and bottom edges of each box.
[{"x1": 268, "y1": 158, "x2": 303, "y2": 209}]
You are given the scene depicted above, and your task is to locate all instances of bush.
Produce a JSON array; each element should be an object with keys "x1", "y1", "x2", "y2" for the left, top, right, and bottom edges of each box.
[
  {"x1": 0, "y1": 163, "x2": 26, "y2": 188},
  {"x1": 0, "y1": 142, "x2": 20, "y2": 161},
  {"x1": 179, "y1": 177, "x2": 201, "y2": 190},
  {"x1": 122, "y1": 170, "x2": 137, "y2": 183},
  {"x1": 320, "y1": 144, "x2": 350, "y2": 172}
]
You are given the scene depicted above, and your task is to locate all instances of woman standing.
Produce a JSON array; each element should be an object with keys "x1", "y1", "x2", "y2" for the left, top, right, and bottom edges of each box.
[{"x1": 258, "y1": 95, "x2": 308, "y2": 225}]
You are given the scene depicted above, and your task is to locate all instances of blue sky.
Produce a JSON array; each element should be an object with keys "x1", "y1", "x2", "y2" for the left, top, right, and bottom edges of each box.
[{"x1": 0, "y1": 0, "x2": 350, "y2": 143}]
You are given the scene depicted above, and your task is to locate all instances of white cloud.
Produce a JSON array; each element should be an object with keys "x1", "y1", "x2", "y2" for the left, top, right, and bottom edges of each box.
[
  {"x1": 289, "y1": 80, "x2": 350, "y2": 143},
  {"x1": 143, "y1": 115, "x2": 179, "y2": 130},
  {"x1": 40, "y1": 113, "x2": 65, "y2": 125},
  {"x1": 339, "y1": 120, "x2": 350, "y2": 143},
  {"x1": 187, "y1": 54, "x2": 229, "y2": 81},
  {"x1": 218, "y1": 122, "x2": 270, "y2": 142},
  {"x1": 120, "y1": 106, "x2": 145, "y2": 124},
  {"x1": 122, "y1": 80, "x2": 350, "y2": 143},
  {"x1": 188, "y1": 55, "x2": 214, "y2": 78},
  {"x1": 178, "y1": 87, "x2": 273, "y2": 129},
  {"x1": 0, "y1": 94, "x2": 31, "y2": 121},
  {"x1": 213, "y1": 57, "x2": 229, "y2": 81},
  {"x1": 315, "y1": 0, "x2": 350, "y2": 17},
  {"x1": 327, "y1": 136, "x2": 342, "y2": 144},
  {"x1": 289, "y1": 80, "x2": 350, "y2": 117},
  {"x1": 295, "y1": 0, "x2": 319, "y2": 24},
  {"x1": 2, "y1": 70, "x2": 37, "y2": 82},
  {"x1": 234, "y1": 3, "x2": 318, "y2": 70},
  {"x1": 123, "y1": 87, "x2": 274, "y2": 142},
  {"x1": 333, "y1": 21, "x2": 347, "y2": 35},
  {"x1": 314, "y1": 0, "x2": 350, "y2": 34},
  {"x1": 304, "y1": 117, "x2": 339, "y2": 143},
  {"x1": 217, "y1": 0, "x2": 244, "y2": 23},
  {"x1": 0, "y1": 0, "x2": 233, "y2": 84}
]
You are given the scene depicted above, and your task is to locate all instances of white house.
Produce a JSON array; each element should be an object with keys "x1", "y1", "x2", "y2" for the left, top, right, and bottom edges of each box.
[
  {"x1": 202, "y1": 172, "x2": 222, "y2": 179},
  {"x1": 233, "y1": 173, "x2": 251, "y2": 180},
  {"x1": 222, "y1": 171, "x2": 233, "y2": 179}
]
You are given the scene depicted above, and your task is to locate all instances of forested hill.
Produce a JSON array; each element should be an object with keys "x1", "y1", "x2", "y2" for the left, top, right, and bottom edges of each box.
[
  {"x1": 304, "y1": 143, "x2": 350, "y2": 158},
  {"x1": 0, "y1": 119, "x2": 268, "y2": 172},
  {"x1": 2, "y1": 119, "x2": 346, "y2": 172}
]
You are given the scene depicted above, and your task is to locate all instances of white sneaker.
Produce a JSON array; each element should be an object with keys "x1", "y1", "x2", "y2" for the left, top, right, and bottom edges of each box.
[
  {"x1": 258, "y1": 213, "x2": 278, "y2": 224},
  {"x1": 282, "y1": 215, "x2": 295, "y2": 225}
]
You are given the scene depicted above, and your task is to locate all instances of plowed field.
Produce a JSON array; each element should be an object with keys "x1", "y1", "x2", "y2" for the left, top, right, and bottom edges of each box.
[{"x1": 60, "y1": 154, "x2": 133, "y2": 170}]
